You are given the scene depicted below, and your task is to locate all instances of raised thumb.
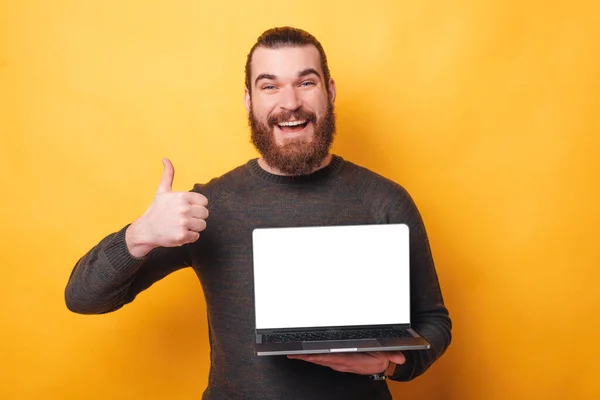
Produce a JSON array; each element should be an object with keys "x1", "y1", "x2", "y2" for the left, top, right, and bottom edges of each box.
[{"x1": 156, "y1": 158, "x2": 175, "y2": 193}]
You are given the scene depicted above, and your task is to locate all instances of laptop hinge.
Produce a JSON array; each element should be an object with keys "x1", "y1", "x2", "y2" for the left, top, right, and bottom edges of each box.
[{"x1": 257, "y1": 324, "x2": 409, "y2": 335}]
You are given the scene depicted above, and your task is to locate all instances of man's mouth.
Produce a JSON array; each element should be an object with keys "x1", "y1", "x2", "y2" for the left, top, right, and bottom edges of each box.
[{"x1": 276, "y1": 120, "x2": 309, "y2": 134}]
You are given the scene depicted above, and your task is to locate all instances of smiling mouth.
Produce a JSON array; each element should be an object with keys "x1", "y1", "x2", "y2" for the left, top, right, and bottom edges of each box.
[{"x1": 277, "y1": 120, "x2": 309, "y2": 133}]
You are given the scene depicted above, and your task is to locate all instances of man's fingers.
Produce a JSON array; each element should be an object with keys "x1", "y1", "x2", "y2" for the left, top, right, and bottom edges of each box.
[
  {"x1": 289, "y1": 353, "x2": 357, "y2": 361},
  {"x1": 288, "y1": 353, "x2": 386, "y2": 374},
  {"x1": 387, "y1": 351, "x2": 406, "y2": 365},
  {"x1": 181, "y1": 192, "x2": 208, "y2": 207},
  {"x1": 188, "y1": 205, "x2": 209, "y2": 220},
  {"x1": 184, "y1": 231, "x2": 200, "y2": 244},
  {"x1": 366, "y1": 351, "x2": 406, "y2": 365},
  {"x1": 190, "y1": 193, "x2": 208, "y2": 207},
  {"x1": 157, "y1": 158, "x2": 175, "y2": 194},
  {"x1": 288, "y1": 355, "x2": 347, "y2": 369},
  {"x1": 186, "y1": 218, "x2": 207, "y2": 233},
  {"x1": 288, "y1": 352, "x2": 403, "y2": 373},
  {"x1": 288, "y1": 354, "x2": 354, "y2": 364}
]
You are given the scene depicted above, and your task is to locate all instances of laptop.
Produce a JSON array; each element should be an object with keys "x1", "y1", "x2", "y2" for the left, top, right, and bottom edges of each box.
[{"x1": 252, "y1": 223, "x2": 430, "y2": 356}]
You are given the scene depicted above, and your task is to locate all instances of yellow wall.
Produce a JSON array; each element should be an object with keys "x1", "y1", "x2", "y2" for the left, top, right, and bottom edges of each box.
[{"x1": 2, "y1": 0, "x2": 599, "y2": 399}]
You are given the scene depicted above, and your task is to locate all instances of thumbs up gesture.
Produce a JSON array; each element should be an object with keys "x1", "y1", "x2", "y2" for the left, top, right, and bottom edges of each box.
[{"x1": 125, "y1": 159, "x2": 209, "y2": 258}]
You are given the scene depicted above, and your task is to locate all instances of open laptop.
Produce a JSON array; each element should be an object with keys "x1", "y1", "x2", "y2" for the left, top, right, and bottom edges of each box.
[{"x1": 252, "y1": 223, "x2": 430, "y2": 356}]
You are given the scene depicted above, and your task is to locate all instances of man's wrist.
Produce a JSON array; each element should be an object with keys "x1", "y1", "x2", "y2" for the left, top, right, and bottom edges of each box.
[
  {"x1": 125, "y1": 221, "x2": 155, "y2": 258},
  {"x1": 369, "y1": 360, "x2": 396, "y2": 380}
]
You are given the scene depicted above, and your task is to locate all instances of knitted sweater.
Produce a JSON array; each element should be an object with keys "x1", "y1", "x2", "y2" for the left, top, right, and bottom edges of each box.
[{"x1": 65, "y1": 155, "x2": 452, "y2": 400}]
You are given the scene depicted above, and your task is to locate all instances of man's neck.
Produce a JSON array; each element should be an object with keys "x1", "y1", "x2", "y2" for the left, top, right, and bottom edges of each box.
[{"x1": 257, "y1": 154, "x2": 333, "y2": 176}]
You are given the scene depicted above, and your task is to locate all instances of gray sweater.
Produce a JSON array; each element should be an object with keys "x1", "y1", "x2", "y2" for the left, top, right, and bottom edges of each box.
[{"x1": 65, "y1": 155, "x2": 452, "y2": 400}]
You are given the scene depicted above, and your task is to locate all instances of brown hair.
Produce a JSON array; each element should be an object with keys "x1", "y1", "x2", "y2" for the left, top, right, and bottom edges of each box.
[{"x1": 245, "y1": 27, "x2": 332, "y2": 95}]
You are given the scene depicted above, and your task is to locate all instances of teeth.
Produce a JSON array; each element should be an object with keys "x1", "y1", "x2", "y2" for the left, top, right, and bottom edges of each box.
[{"x1": 278, "y1": 120, "x2": 307, "y2": 127}]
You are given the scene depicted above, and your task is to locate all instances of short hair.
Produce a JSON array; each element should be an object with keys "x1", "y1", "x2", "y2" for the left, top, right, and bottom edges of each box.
[{"x1": 245, "y1": 26, "x2": 332, "y2": 95}]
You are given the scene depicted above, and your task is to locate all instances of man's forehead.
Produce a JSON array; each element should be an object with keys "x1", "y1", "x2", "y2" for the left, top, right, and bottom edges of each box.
[{"x1": 251, "y1": 45, "x2": 323, "y2": 80}]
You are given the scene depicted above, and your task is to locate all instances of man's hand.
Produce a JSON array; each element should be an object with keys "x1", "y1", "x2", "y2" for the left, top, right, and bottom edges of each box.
[
  {"x1": 287, "y1": 351, "x2": 405, "y2": 375},
  {"x1": 126, "y1": 158, "x2": 209, "y2": 257}
]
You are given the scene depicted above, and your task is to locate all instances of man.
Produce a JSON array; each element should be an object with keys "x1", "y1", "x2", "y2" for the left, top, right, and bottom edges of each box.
[{"x1": 65, "y1": 27, "x2": 451, "y2": 400}]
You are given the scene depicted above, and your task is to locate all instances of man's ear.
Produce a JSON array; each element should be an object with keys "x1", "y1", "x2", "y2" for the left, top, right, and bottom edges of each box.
[
  {"x1": 244, "y1": 88, "x2": 251, "y2": 115},
  {"x1": 328, "y1": 79, "x2": 336, "y2": 104}
]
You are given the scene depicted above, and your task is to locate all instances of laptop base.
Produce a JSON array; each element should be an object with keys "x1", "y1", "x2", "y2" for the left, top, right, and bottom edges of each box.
[{"x1": 255, "y1": 329, "x2": 430, "y2": 356}]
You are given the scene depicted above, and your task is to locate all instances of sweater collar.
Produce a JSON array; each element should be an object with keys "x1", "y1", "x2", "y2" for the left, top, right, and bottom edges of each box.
[{"x1": 248, "y1": 155, "x2": 343, "y2": 184}]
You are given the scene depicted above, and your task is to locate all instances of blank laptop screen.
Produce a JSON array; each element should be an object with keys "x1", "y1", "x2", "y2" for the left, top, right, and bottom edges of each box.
[{"x1": 252, "y1": 224, "x2": 411, "y2": 330}]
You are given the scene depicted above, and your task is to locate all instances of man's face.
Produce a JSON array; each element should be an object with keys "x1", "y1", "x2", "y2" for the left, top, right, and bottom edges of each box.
[{"x1": 245, "y1": 45, "x2": 336, "y2": 175}]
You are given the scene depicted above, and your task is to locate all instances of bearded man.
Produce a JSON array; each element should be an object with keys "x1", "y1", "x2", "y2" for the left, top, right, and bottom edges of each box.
[{"x1": 65, "y1": 26, "x2": 452, "y2": 400}]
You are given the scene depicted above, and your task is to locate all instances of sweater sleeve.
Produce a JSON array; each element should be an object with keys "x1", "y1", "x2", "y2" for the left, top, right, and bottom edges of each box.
[
  {"x1": 387, "y1": 187, "x2": 452, "y2": 381},
  {"x1": 64, "y1": 224, "x2": 193, "y2": 314}
]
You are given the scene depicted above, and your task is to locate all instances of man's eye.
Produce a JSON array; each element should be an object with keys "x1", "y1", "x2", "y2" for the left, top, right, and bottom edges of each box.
[
  {"x1": 300, "y1": 81, "x2": 315, "y2": 87},
  {"x1": 262, "y1": 85, "x2": 276, "y2": 90}
]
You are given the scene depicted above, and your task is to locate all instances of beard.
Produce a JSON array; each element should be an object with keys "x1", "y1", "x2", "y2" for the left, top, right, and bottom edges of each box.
[{"x1": 249, "y1": 103, "x2": 336, "y2": 175}]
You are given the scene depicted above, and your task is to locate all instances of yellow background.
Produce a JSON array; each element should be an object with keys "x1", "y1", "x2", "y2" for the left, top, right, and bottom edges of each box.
[{"x1": 1, "y1": 0, "x2": 599, "y2": 399}]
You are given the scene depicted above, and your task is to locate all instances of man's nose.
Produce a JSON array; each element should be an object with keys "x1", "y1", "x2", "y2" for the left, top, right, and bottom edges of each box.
[{"x1": 279, "y1": 86, "x2": 301, "y2": 111}]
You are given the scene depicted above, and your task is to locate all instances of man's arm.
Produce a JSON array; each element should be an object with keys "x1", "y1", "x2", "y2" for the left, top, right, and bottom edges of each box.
[
  {"x1": 64, "y1": 225, "x2": 192, "y2": 314},
  {"x1": 65, "y1": 158, "x2": 209, "y2": 314},
  {"x1": 386, "y1": 187, "x2": 452, "y2": 380},
  {"x1": 290, "y1": 185, "x2": 452, "y2": 380}
]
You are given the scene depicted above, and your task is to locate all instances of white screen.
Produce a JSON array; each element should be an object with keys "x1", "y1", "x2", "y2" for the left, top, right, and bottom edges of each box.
[{"x1": 252, "y1": 224, "x2": 410, "y2": 330}]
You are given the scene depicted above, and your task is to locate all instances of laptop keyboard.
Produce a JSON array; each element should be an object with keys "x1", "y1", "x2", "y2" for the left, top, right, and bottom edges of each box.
[{"x1": 263, "y1": 329, "x2": 412, "y2": 343}]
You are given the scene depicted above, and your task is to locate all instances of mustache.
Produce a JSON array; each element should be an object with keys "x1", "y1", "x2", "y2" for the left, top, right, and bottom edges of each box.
[{"x1": 267, "y1": 109, "x2": 317, "y2": 127}]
